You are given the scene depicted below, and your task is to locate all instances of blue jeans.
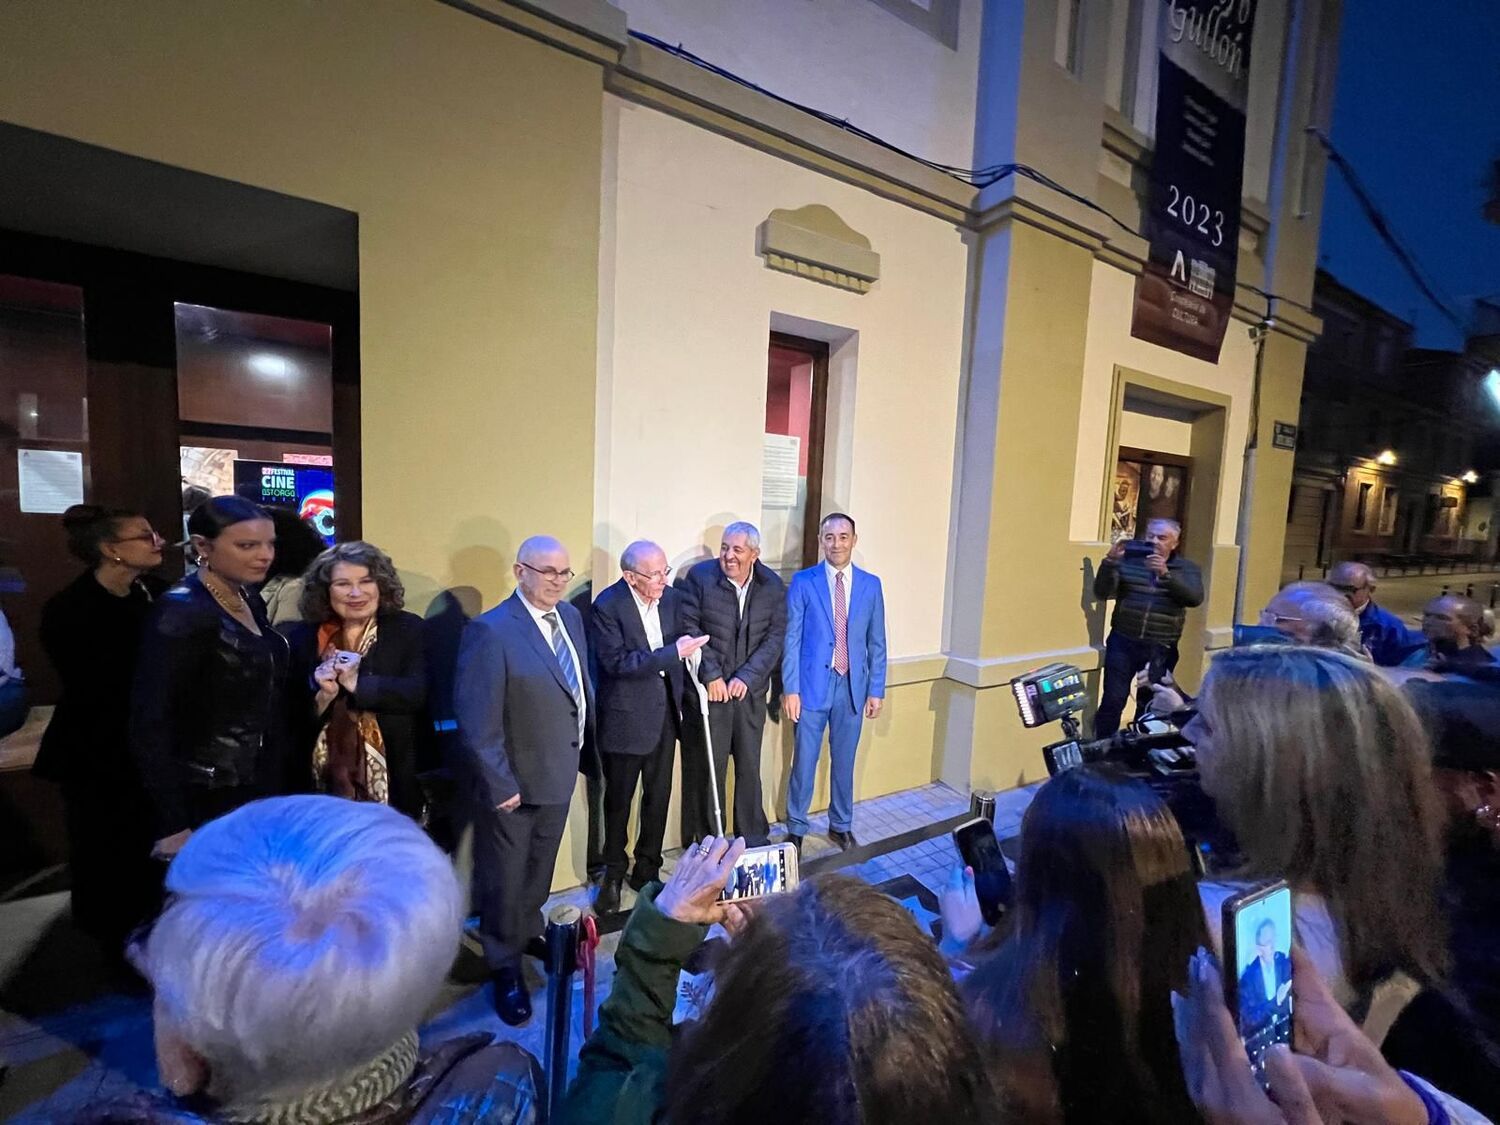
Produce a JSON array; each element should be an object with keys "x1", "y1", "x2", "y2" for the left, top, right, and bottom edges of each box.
[
  {"x1": 1093, "y1": 631, "x2": 1178, "y2": 737},
  {"x1": 787, "y1": 673, "x2": 863, "y2": 837}
]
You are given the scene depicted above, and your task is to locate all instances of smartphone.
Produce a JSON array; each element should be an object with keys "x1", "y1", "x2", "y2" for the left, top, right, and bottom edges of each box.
[
  {"x1": 952, "y1": 817, "x2": 1013, "y2": 926},
  {"x1": 1122, "y1": 539, "x2": 1154, "y2": 560},
  {"x1": 1222, "y1": 880, "x2": 1294, "y2": 1081},
  {"x1": 719, "y1": 842, "x2": 799, "y2": 902}
]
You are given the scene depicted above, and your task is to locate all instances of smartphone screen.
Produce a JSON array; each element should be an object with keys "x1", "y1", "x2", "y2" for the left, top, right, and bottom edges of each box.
[
  {"x1": 1223, "y1": 882, "x2": 1294, "y2": 1075},
  {"x1": 952, "y1": 818, "x2": 1013, "y2": 925},
  {"x1": 719, "y1": 844, "x2": 795, "y2": 902}
]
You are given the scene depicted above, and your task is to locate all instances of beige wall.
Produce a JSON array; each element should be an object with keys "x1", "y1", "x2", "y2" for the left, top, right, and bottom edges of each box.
[
  {"x1": 0, "y1": 1, "x2": 604, "y2": 614},
  {"x1": 598, "y1": 96, "x2": 969, "y2": 659}
]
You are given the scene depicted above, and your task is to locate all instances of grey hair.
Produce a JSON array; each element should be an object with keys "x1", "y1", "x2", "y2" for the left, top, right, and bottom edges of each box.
[
  {"x1": 620, "y1": 539, "x2": 664, "y2": 573},
  {"x1": 517, "y1": 534, "x2": 567, "y2": 566},
  {"x1": 1274, "y1": 581, "x2": 1366, "y2": 658},
  {"x1": 137, "y1": 796, "x2": 463, "y2": 1104},
  {"x1": 1146, "y1": 518, "x2": 1182, "y2": 537},
  {"x1": 722, "y1": 521, "x2": 761, "y2": 550},
  {"x1": 1330, "y1": 561, "x2": 1377, "y2": 590}
]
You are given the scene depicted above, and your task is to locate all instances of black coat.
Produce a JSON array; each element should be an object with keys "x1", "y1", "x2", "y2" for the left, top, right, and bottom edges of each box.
[
  {"x1": 34, "y1": 571, "x2": 165, "y2": 788},
  {"x1": 1093, "y1": 553, "x2": 1204, "y2": 644},
  {"x1": 589, "y1": 578, "x2": 686, "y2": 757},
  {"x1": 283, "y1": 610, "x2": 428, "y2": 818},
  {"x1": 130, "y1": 572, "x2": 292, "y2": 836},
  {"x1": 454, "y1": 592, "x2": 596, "y2": 808},
  {"x1": 677, "y1": 558, "x2": 786, "y2": 698}
]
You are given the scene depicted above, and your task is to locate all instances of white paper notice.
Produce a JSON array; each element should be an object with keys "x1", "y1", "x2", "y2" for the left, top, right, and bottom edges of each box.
[
  {"x1": 761, "y1": 433, "x2": 801, "y2": 508},
  {"x1": 18, "y1": 448, "x2": 85, "y2": 514}
]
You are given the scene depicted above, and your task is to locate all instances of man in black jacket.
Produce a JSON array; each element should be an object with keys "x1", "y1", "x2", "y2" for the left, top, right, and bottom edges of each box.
[
  {"x1": 678, "y1": 521, "x2": 787, "y2": 846},
  {"x1": 589, "y1": 540, "x2": 709, "y2": 915},
  {"x1": 1092, "y1": 518, "x2": 1203, "y2": 737}
]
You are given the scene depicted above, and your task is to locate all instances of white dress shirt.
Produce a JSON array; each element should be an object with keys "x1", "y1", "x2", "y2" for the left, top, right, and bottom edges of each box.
[
  {"x1": 518, "y1": 591, "x2": 587, "y2": 735},
  {"x1": 1259, "y1": 955, "x2": 1277, "y2": 1005},
  {"x1": 630, "y1": 585, "x2": 666, "y2": 676},
  {"x1": 730, "y1": 571, "x2": 753, "y2": 616}
]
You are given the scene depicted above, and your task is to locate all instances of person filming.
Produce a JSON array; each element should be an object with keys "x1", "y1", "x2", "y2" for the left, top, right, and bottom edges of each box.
[{"x1": 1092, "y1": 518, "x2": 1203, "y2": 736}]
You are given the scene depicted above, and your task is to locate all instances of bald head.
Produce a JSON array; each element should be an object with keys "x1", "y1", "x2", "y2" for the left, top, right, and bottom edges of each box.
[
  {"x1": 514, "y1": 535, "x2": 572, "y2": 610},
  {"x1": 1328, "y1": 562, "x2": 1376, "y2": 611},
  {"x1": 1260, "y1": 581, "x2": 1365, "y2": 657}
]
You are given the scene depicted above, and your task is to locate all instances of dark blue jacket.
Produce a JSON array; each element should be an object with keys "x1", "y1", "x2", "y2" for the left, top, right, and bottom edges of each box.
[
  {"x1": 454, "y1": 592, "x2": 594, "y2": 808},
  {"x1": 590, "y1": 579, "x2": 687, "y2": 757},
  {"x1": 677, "y1": 558, "x2": 786, "y2": 698},
  {"x1": 1359, "y1": 601, "x2": 1423, "y2": 666},
  {"x1": 1238, "y1": 951, "x2": 1293, "y2": 1029}
]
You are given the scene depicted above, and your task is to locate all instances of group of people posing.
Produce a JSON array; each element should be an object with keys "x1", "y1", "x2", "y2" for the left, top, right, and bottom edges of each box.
[
  {"x1": 30, "y1": 498, "x2": 888, "y2": 1032},
  {"x1": 452, "y1": 514, "x2": 886, "y2": 1025}
]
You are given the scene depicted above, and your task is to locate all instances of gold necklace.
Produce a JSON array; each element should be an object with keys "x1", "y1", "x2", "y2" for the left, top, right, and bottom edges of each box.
[{"x1": 201, "y1": 568, "x2": 250, "y2": 618}]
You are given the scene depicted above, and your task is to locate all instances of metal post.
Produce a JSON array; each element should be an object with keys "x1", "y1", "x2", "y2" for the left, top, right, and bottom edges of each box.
[
  {"x1": 1466, "y1": 583, "x2": 1474, "y2": 598},
  {"x1": 1490, "y1": 583, "x2": 1497, "y2": 610},
  {"x1": 543, "y1": 905, "x2": 581, "y2": 1120},
  {"x1": 1441, "y1": 584, "x2": 1450, "y2": 596},
  {"x1": 1298, "y1": 564, "x2": 1305, "y2": 581}
]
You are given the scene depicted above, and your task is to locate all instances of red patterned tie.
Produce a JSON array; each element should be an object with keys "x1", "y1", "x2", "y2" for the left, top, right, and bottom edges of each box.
[{"x1": 834, "y1": 570, "x2": 849, "y2": 675}]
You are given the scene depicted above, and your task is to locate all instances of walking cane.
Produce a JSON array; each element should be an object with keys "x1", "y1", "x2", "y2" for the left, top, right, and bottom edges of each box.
[{"x1": 685, "y1": 649, "x2": 725, "y2": 838}]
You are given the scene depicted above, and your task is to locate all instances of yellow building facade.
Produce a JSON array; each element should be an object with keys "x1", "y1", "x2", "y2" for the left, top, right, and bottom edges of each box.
[{"x1": 0, "y1": 0, "x2": 1337, "y2": 889}]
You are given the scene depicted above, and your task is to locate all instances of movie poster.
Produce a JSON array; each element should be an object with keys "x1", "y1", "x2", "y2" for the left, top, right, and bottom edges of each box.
[
  {"x1": 1115, "y1": 456, "x2": 1189, "y2": 540},
  {"x1": 232, "y1": 460, "x2": 337, "y2": 544},
  {"x1": 1130, "y1": 1, "x2": 1259, "y2": 362},
  {"x1": 1111, "y1": 461, "x2": 1142, "y2": 543}
]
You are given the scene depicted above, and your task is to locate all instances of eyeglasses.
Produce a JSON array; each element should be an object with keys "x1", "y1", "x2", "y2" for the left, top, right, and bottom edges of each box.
[
  {"x1": 1328, "y1": 583, "x2": 1365, "y2": 594},
  {"x1": 1258, "y1": 609, "x2": 1303, "y2": 626},
  {"x1": 114, "y1": 532, "x2": 165, "y2": 545},
  {"x1": 519, "y1": 562, "x2": 575, "y2": 582},
  {"x1": 629, "y1": 566, "x2": 672, "y2": 582}
]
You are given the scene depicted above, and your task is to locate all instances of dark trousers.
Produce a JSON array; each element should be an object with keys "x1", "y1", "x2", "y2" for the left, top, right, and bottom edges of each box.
[
  {"x1": 64, "y1": 781, "x2": 164, "y2": 951},
  {"x1": 602, "y1": 704, "x2": 677, "y2": 885},
  {"x1": 471, "y1": 797, "x2": 570, "y2": 971},
  {"x1": 1093, "y1": 630, "x2": 1179, "y2": 737},
  {"x1": 681, "y1": 694, "x2": 769, "y2": 845},
  {"x1": 581, "y1": 743, "x2": 606, "y2": 881}
]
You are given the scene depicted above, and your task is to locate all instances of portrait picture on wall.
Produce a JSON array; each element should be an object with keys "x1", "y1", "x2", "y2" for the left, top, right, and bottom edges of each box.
[{"x1": 1113, "y1": 447, "x2": 1190, "y2": 543}]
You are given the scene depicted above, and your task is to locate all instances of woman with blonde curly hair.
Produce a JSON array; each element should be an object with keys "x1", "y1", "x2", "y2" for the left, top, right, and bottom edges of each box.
[
  {"x1": 1184, "y1": 645, "x2": 1447, "y2": 1022},
  {"x1": 284, "y1": 541, "x2": 428, "y2": 819}
]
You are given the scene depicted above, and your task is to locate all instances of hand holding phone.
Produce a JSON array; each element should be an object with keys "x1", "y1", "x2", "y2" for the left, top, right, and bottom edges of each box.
[
  {"x1": 718, "y1": 842, "x2": 800, "y2": 903},
  {"x1": 952, "y1": 818, "x2": 1013, "y2": 926}
]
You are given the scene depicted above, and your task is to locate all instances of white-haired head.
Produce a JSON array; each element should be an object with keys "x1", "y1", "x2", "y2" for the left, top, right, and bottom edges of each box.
[
  {"x1": 137, "y1": 796, "x2": 463, "y2": 1105},
  {"x1": 1261, "y1": 581, "x2": 1367, "y2": 659},
  {"x1": 719, "y1": 522, "x2": 761, "y2": 584}
]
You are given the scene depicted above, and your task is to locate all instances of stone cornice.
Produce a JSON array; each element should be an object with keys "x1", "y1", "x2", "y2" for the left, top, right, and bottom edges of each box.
[{"x1": 437, "y1": 0, "x2": 628, "y2": 66}]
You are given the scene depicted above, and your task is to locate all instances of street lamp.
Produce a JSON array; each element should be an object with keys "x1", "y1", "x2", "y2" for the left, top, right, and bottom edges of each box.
[
  {"x1": 1376, "y1": 449, "x2": 1398, "y2": 466},
  {"x1": 1462, "y1": 470, "x2": 1480, "y2": 484},
  {"x1": 1485, "y1": 369, "x2": 1500, "y2": 412}
]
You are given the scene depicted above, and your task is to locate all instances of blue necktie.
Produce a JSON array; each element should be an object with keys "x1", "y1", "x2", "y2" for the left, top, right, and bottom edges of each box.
[{"x1": 544, "y1": 611, "x2": 584, "y2": 732}]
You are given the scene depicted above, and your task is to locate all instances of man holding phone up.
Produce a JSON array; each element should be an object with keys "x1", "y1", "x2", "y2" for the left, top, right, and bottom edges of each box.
[{"x1": 1093, "y1": 518, "x2": 1203, "y2": 737}]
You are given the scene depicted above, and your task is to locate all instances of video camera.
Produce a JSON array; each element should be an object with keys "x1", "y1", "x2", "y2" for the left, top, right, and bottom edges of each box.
[{"x1": 1009, "y1": 662, "x2": 1195, "y2": 779}]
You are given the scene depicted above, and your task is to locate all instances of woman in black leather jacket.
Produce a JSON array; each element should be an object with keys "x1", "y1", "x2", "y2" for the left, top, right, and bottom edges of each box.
[{"x1": 130, "y1": 496, "x2": 290, "y2": 860}]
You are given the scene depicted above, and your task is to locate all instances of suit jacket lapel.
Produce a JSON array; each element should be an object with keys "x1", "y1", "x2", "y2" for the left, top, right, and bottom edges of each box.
[
  {"x1": 811, "y1": 565, "x2": 835, "y2": 632},
  {"x1": 617, "y1": 580, "x2": 651, "y2": 651},
  {"x1": 508, "y1": 592, "x2": 572, "y2": 697},
  {"x1": 659, "y1": 587, "x2": 678, "y2": 641}
]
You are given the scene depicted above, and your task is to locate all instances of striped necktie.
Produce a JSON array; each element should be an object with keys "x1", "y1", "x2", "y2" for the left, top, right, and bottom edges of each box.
[
  {"x1": 834, "y1": 570, "x2": 849, "y2": 675},
  {"x1": 543, "y1": 611, "x2": 584, "y2": 731}
]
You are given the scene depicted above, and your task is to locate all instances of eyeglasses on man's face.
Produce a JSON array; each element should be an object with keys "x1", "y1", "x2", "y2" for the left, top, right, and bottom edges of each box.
[
  {"x1": 519, "y1": 561, "x2": 574, "y2": 582},
  {"x1": 1328, "y1": 582, "x2": 1365, "y2": 595},
  {"x1": 629, "y1": 566, "x2": 672, "y2": 583}
]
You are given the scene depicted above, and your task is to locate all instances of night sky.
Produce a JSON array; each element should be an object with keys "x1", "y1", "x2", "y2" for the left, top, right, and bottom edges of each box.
[{"x1": 1317, "y1": 0, "x2": 1500, "y2": 349}]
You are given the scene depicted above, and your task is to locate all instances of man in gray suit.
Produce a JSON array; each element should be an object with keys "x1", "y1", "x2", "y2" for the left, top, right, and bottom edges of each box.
[{"x1": 455, "y1": 535, "x2": 593, "y2": 1026}]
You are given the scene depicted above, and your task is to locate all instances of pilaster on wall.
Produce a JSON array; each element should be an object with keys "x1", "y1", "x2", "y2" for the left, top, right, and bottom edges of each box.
[{"x1": 1239, "y1": 330, "x2": 1308, "y2": 619}]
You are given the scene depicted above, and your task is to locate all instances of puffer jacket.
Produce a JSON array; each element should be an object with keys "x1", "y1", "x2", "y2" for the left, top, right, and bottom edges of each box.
[
  {"x1": 130, "y1": 572, "x2": 291, "y2": 836},
  {"x1": 1093, "y1": 552, "x2": 1204, "y2": 644},
  {"x1": 677, "y1": 558, "x2": 786, "y2": 697}
]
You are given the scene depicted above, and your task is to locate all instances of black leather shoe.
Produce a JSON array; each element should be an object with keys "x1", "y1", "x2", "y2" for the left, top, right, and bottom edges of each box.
[
  {"x1": 596, "y1": 877, "x2": 623, "y2": 916},
  {"x1": 491, "y1": 967, "x2": 532, "y2": 1026},
  {"x1": 627, "y1": 869, "x2": 657, "y2": 892},
  {"x1": 788, "y1": 834, "x2": 803, "y2": 854},
  {"x1": 829, "y1": 829, "x2": 858, "y2": 851}
]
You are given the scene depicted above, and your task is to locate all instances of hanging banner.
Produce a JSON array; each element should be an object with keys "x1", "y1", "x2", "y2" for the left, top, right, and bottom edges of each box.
[{"x1": 1130, "y1": 0, "x2": 1258, "y2": 362}]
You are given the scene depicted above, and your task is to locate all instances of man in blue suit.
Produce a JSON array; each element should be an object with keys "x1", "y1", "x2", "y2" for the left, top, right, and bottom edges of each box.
[
  {"x1": 782, "y1": 513, "x2": 887, "y2": 852},
  {"x1": 454, "y1": 535, "x2": 593, "y2": 1026},
  {"x1": 589, "y1": 540, "x2": 708, "y2": 915},
  {"x1": 1327, "y1": 561, "x2": 1423, "y2": 666}
]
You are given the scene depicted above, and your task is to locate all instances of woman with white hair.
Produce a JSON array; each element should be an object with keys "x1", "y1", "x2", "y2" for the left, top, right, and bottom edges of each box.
[{"x1": 89, "y1": 796, "x2": 541, "y2": 1123}]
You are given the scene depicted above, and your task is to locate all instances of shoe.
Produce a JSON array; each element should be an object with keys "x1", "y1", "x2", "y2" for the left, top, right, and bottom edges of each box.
[
  {"x1": 829, "y1": 828, "x2": 858, "y2": 851},
  {"x1": 523, "y1": 936, "x2": 549, "y2": 962},
  {"x1": 491, "y1": 967, "x2": 532, "y2": 1026},
  {"x1": 596, "y1": 877, "x2": 623, "y2": 916},
  {"x1": 788, "y1": 834, "x2": 803, "y2": 854},
  {"x1": 627, "y1": 869, "x2": 657, "y2": 892}
]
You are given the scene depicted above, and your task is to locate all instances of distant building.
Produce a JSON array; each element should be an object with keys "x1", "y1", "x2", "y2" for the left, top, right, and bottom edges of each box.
[{"x1": 1284, "y1": 271, "x2": 1500, "y2": 581}]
